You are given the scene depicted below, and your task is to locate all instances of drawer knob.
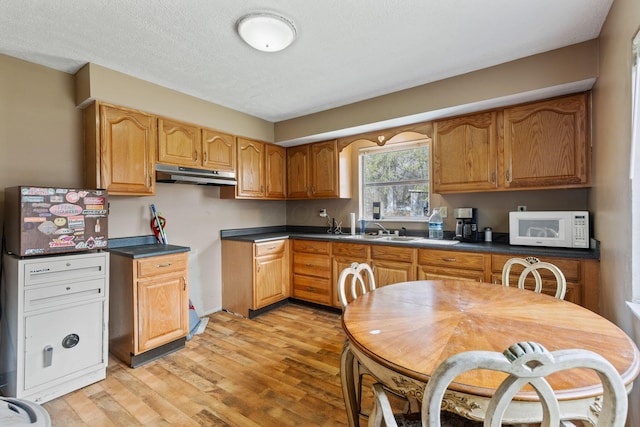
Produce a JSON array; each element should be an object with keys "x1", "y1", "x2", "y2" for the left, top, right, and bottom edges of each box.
[{"x1": 157, "y1": 263, "x2": 173, "y2": 268}]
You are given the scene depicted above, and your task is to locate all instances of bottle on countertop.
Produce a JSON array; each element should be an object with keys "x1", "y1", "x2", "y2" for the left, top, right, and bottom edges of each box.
[
  {"x1": 428, "y1": 208, "x2": 444, "y2": 240},
  {"x1": 484, "y1": 227, "x2": 492, "y2": 242}
]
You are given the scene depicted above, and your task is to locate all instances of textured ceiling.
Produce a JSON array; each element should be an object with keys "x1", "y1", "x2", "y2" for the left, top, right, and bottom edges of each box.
[{"x1": 0, "y1": 0, "x2": 612, "y2": 123}]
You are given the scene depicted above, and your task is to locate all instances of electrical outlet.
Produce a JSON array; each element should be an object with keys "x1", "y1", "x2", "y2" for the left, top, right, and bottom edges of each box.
[
  {"x1": 517, "y1": 205, "x2": 527, "y2": 212},
  {"x1": 440, "y1": 207, "x2": 448, "y2": 218},
  {"x1": 319, "y1": 209, "x2": 327, "y2": 217}
]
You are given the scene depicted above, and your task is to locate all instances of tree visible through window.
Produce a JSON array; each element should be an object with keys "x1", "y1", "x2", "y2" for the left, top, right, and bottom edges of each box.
[{"x1": 360, "y1": 140, "x2": 430, "y2": 220}]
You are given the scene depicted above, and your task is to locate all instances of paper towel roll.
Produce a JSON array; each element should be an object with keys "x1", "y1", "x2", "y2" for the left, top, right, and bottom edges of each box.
[{"x1": 350, "y1": 212, "x2": 356, "y2": 235}]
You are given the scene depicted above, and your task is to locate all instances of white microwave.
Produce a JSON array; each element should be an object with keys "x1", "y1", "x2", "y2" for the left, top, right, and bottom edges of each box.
[{"x1": 509, "y1": 211, "x2": 590, "y2": 248}]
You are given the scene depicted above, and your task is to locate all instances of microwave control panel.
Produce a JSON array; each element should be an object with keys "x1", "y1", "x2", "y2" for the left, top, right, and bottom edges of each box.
[{"x1": 572, "y1": 213, "x2": 589, "y2": 248}]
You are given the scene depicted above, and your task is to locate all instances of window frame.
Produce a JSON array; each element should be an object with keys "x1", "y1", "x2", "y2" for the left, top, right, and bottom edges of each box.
[
  {"x1": 358, "y1": 138, "x2": 431, "y2": 222},
  {"x1": 631, "y1": 29, "x2": 640, "y2": 305}
]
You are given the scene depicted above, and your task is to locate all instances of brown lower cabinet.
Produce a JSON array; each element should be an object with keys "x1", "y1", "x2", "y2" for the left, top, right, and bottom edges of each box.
[
  {"x1": 109, "y1": 252, "x2": 189, "y2": 367},
  {"x1": 417, "y1": 248, "x2": 488, "y2": 282},
  {"x1": 222, "y1": 238, "x2": 600, "y2": 314},
  {"x1": 490, "y1": 253, "x2": 598, "y2": 310},
  {"x1": 370, "y1": 245, "x2": 416, "y2": 287},
  {"x1": 291, "y1": 240, "x2": 332, "y2": 305},
  {"x1": 221, "y1": 240, "x2": 289, "y2": 318}
]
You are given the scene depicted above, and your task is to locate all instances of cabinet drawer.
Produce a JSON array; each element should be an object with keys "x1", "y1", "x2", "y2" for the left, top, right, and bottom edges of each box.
[
  {"x1": 24, "y1": 254, "x2": 107, "y2": 286},
  {"x1": 332, "y1": 242, "x2": 369, "y2": 258},
  {"x1": 419, "y1": 249, "x2": 485, "y2": 271},
  {"x1": 292, "y1": 274, "x2": 331, "y2": 304},
  {"x1": 24, "y1": 278, "x2": 106, "y2": 312},
  {"x1": 292, "y1": 253, "x2": 331, "y2": 278},
  {"x1": 371, "y1": 245, "x2": 415, "y2": 263},
  {"x1": 137, "y1": 253, "x2": 188, "y2": 278},
  {"x1": 292, "y1": 239, "x2": 331, "y2": 255},
  {"x1": 491, "y1": 254, "x2": 581, "y2": 282},
  {"x1": 255, "y1": 240, "x2": 286, "y2": 257}
]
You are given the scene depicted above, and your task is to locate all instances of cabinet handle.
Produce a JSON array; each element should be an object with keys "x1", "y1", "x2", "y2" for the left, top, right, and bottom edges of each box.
[
  {"x1": 306, "y1": 287, "x2": 314, "y2": 291},
  {"x1": 305, "y1": 263, "x2": 314, "y2": 267},
  {"x1": 148, "y1": 174, "x2": 152, "y2": 188},
  {"x1": 204, "y1": 152, "x2": 208, "y2": 162},
  {"x1": 157, "y1": 263, "x2": 173, "y2": 268},
  {"x1": 183, "y1": 276, "x2": 187, "y2": 290},
  {"x1": 256, "y1": 261, "x2": 261, "y2": 272},
  {"x1": 441, "y1": 257, "x2": 457, "y2": 262},
  {"x1": 506, "y1": 169, "x2": 511, "y2": 182},
  {"x1": 491, "y1": 171, "x2": 496, "y2": 184},
  {"x1": 194, "y1": 151, "x2": 198, "y2": 161}
]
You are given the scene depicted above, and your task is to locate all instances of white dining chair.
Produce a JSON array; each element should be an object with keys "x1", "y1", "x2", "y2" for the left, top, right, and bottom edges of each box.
[
  {"x1": 369, "y1": 341, "x2": 628, "y2": 427},
  {"x1": 501, "y1": 256, "x2": 567, "y2": 299},
  {"x1": 338, "y1": 262, "x2": 376, "y2": 307},
  {"x1": 338, "y1": 262, "x2": 417, "y2": 420},
  {"x1": 338, "y1": 263, "x2": 377, "y2": 419}
]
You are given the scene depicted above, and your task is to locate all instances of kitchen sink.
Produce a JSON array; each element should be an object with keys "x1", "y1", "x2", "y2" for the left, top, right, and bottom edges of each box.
[
  {"x1": 337, "y1": 234, "x2": 386, "y2": 240},
  {"x1": 383, "y1": 236, "x2": 422, "y2": 242},
  {"x1": 336, "y1": 235, "x2": 460, "y2": 245},
  {"x1": 420, "y1": 239, "x2": 460, "y2": 245}
]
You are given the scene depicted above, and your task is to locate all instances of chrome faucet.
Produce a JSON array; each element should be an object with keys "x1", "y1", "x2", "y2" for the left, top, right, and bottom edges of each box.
[{"x1": 373, "y1": 222, "x2": 390, "y2": 235}]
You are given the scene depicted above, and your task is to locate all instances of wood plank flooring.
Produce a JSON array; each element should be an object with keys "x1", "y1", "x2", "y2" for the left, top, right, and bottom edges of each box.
[{"x1": 42, "y1": 303, "x2": 363, "y2": 426}]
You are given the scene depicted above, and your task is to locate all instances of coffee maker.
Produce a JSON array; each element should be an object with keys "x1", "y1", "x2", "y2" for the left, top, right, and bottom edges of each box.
[{"x1": 454, "y1": 207, "x2": 479, "y2": 242}]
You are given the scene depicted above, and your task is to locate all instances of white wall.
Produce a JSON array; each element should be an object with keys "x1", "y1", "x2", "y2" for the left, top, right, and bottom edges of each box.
[
  {"x1": 592, "y1": 0, "x2": 640, "y2": 424},
  {"x1": 0, "y1": 54, "x2": 287, "y2": 316}
]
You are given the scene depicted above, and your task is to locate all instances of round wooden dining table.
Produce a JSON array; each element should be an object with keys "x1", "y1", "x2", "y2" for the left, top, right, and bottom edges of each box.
[{"x1": 340, "y1": 280, "x2": 640, "y2": 426}]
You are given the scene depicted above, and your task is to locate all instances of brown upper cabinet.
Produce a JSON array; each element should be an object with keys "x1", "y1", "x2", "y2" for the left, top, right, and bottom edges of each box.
[
  {"x1": 201, "y1": 128, "x2": 236, "y2": 172},
  {"x1": 503, "y1": 93, "x2": 590, "y2": 189},
  {"x1": 433, "y1": 111, "x2": 499, "y2": 193},
  {"x1": 433, "y1": 92, "x2": 590, "y2": 194},
  {"x1": 84, "y1": 102, "x2": 157, "y2": 196},
  {"x1": 157, "y1": 117, "x2": 201, "y2": 167},
  {"x1": 158, "y1": 117, "x2": 236, "y2": 173},
  {"x1": 220, "y1": 137, "x2": 286, "y2": 199},
  {"x1": 286, "y1": 140, "x2": 352, "y2": 199}
]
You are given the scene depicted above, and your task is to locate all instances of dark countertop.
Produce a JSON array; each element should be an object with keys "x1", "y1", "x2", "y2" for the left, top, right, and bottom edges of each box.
[
  {"x1": 220, "y1": 226, "x2": 600, "y2": 260},
  {"x1": 108, "y1": 235, "x2": 191, "y2": 259}
]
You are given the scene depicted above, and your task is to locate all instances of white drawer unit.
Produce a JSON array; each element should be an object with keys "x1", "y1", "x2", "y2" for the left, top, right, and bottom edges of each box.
[{"x1": 0, "y1": 252, "x2": 109, "y2": 403}]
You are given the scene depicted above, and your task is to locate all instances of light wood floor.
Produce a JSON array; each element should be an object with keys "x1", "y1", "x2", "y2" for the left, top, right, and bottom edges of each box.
[{"x1": 42, "y1": 303, "x2": 361, "y2": 426}]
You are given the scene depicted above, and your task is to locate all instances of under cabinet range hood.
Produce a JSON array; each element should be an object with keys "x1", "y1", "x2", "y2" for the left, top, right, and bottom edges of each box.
[{"x1": 155, "y1": 164, "x2": 237, "y2": 186}]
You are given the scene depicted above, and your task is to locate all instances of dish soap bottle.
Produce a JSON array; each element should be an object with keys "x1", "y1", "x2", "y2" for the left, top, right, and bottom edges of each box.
[{"x1": 428, "y1": 208, "x2": 444, "y2": 240}]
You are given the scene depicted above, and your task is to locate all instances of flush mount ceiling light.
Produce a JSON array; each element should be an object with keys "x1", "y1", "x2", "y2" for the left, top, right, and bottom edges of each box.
[{"x1": 237, "y1": 12, "x2": 296, "y2": 52}]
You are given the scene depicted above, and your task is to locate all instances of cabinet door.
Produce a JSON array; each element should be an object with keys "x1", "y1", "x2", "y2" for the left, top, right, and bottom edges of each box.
[
  {"x1": 254, "y1": 252, "x2": 287, "y2": 309},
  {"x1": 98, "y1": 104, "x2": 156, "y2": 195},
  {"x1": 503, "y1": 93, "x2": 589, "y2": 189},
  {"x1": 157, "y1": 117, "x2": 201, "y2": 167},
  {"x1": 371, "y1": 260, "x2": 415, "y2": 287},
  {"x1": 202, "y1": 128, "x2": 235, "y2": 172},
  {"x1": 236, "y1": 138, "x2": 265, "y2": 198},
  {"x1": 265, "y1": 144, "x2": 286, "y2": 199},
  {"x1": 310, "y1": 140, "x2": 340, "y2": 197},
  {"x1": 137, "y1": 275, "x2": 188, "y2": 353},
  {"x1": 433, "y1": 112, "x2": 498, "y2": 193},
  {"x1": 287, "y1": 145, "x2": 310, "y2": 198}
]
